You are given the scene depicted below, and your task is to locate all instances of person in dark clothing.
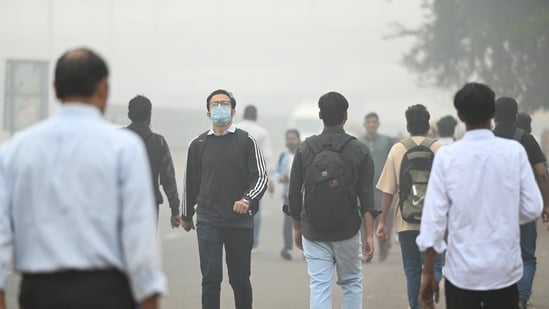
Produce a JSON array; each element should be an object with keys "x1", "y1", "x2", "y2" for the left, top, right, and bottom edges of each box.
[
  {"x1": 517, "y1": 112, "x2": 532, "y2": 134},
  {"x1": 494, "y1": 97, "x2": 549, "y2": 309},
  {"x1": 126, "y1": 95, "x2": 181, "y2": 228},
  {"x1": 289, "y1": 92, "x2": 376, "y2": 308},
  {"x1": 181, "y1": 89, "x2": 268, "y2": 309}
]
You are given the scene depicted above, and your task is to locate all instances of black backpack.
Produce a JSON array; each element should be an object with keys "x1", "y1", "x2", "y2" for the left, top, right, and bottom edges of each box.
[
  {"x1": 303, "y1": 134, "x2": 357, "y2": 231},
  {"x1": 398, "y1": 137, "x2": 435, "y2": 224}
]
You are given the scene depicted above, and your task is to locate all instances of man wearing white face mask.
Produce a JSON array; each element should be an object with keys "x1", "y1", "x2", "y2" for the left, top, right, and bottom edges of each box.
[{"x1": 181, "y1": 89, "x2": 268, "y2": 309}]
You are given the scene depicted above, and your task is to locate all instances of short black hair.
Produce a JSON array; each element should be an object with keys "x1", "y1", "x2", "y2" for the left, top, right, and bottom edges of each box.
[
  {"x1": 318, "y1": 92, "x2": 349, "y2": 127},
  {"x1": 516, "y1": 112, "x2": 532, "y2": 134},
  {"x1": 494, "y1": 97, "x2": 518, "y2": 124},
  {"x1": 206, "y1": 89, "x2": 236, "y2": 111},
  {"x1": 243, "y1": 105, "x2": 257, "y2": 121},
  {"x1": 405, "y1": 104, "x2": 430, "y2": 135},
  {"x1": 365, "y1": 112, "x2": 379, "y2": 120},
  {"x1": 436, "y1": 115, "x2": 458, "y2": 137},
  {"x1": 128, "y1": 95, "x2": 152, "y2": 123},
  {"x1": 54, "y1": 48, "x2": 109, "y2": 100},
  {"x1": 453, "y1": 83, "x2": 495, "y2": 126},
  {"x1": 286, "y1": 129, "x2": 301, "y2": 141}
]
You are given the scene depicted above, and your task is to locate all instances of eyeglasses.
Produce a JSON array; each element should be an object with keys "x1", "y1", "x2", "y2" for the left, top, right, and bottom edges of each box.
[{"x1": 209, "y1": 100, "x2": 232, "y2": 108}]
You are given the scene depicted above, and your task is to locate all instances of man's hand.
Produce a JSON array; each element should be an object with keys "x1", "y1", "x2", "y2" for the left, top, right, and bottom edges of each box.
[
  {"x1": 141, "y1": 294, "x2": 159, "y2": 309},
  {"x1": 362, "y1": 236, "x2": 375, "y2": 262},
  {"x1": 376, "y1": 221, "x2": 388, "y2": 240},
  {"x1": 181, "y1": 219, "x2": 195, "y2": 232},
  {"x1": 279, "y1": 175, "x2": 289, "y2": 184},
  {"x1": 170, "y1": 215, "x2": 182, "y2": 228},
  {"x1": 233, "y1": 199, "x2": 250, "y2": 215},
  {"x1": 542, "y1": 206, "x2": 549, "y2": 223},
  {"x1": 418, "y1": 271, "x2": 439, "y2": 309}
]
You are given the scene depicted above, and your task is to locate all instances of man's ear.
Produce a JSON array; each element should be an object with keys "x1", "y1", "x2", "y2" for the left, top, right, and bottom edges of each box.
[
  {"x1": 318, "y1": 111, "x2": 323, "y2": 119},
  {"x1": 207, "y1": 111, "x2": 211, "y2": 119},
  {"x1": 457, "y1": 112, "x2": 465, "y2": 122},
  {"x1": 95, "y1": 78, "x2": 109, "y2": 113}
]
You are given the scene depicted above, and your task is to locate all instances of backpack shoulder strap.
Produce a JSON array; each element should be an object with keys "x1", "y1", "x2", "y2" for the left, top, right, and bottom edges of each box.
[
  {"x1": 400, "y1": 137, "x2": 417, "y2": 150},
  {"x1": 332, "y1": 134, "x2": 355, "y2": 152},
  {"x1": 235, "y1": 128, "x2": 250, "y2": 148},
  {"x1": 513, "y1": 128, "x2": 525, "y2": 143},
  {"x1": 420, "y1": 137, "x2": 436, "y2": 148},
  {"x1": 195, "y1": 130, "x2": 210, "y2": 161},
  {"x1": 305, "y1": 135, "x2": 324, "y2": 155}
]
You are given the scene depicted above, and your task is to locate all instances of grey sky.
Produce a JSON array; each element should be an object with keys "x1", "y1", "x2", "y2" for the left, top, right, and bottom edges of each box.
[{"x1": 1, "y1": 0, "x2": 455, "y2": 135}]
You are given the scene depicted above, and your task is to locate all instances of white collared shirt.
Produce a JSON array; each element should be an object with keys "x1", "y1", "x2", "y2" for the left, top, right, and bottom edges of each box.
[
  {"x1": 0, "y1": 103, "x2": 166, "y2": 301},
  {"x1": 416, "y1": 129, "x2": 542, "y2": 290},
  {"x1": 207, "y1": 124, "x2": 236, "y2": 136}
]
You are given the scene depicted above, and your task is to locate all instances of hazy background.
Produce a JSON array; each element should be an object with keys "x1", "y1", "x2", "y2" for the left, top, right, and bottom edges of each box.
[{"x1": 0, "y1": 0, "x2": 460, "y2": 150}]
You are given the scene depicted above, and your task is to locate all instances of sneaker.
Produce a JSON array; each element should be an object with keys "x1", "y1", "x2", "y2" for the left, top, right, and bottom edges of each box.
[
  {"x1": 280, "y1": 249, "x2": 292, "y2": 260},
  {"x1": 518, "y1": 298, "x2": 528, "y2": 309}
]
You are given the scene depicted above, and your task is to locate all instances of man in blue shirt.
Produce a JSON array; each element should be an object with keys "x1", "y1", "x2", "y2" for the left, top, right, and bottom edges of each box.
[{"x1": 0, "y1": 48, "x2": 166, "y2": 309}]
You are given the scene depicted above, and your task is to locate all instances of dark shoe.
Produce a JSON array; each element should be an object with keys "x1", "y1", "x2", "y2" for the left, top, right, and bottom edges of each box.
[
  {"x1": 518, "y1": 298, "x2": 528, "y2": 309},
  {"x1": 280, "y1": 249, "x2": 292, "y2": 260}
]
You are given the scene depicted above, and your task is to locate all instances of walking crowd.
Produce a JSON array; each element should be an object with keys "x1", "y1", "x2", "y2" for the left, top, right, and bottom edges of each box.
[{"x1": 0, "y1": 47, "x2": 548, "y2": 309}]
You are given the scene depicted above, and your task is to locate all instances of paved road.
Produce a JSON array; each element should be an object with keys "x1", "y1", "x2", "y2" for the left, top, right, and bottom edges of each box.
[{"x1": 4, "y1": 191, "x2": 549, "y2": 308}]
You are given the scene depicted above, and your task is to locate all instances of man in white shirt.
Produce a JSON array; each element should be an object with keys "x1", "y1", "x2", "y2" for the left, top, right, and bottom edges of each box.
[
  {"x1": 417, "y1": 82, "x2": 544, "y2": 309},
  {"x1": 0, "y1": 48, "x2": 165, "y2": 309}
]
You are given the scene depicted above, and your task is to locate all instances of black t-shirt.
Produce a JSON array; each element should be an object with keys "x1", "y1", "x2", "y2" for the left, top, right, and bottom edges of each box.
[{"x1": 494, "y1": 124, "x2": 547, "y2": 166}]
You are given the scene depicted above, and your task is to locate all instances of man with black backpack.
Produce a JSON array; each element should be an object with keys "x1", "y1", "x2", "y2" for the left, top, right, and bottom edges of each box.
[
  {"x1": 126, "y1": 95, "x2": 181, "y2": 228},
  {"x1": 376, "y1": 104, "x2": 443, "y2": 309},
  {"x1": 493, "y1": 97, "x2": 549, "y2": 309},
  {"x1": 289, "y1": 92, "x2": 376, "y2": 309}
]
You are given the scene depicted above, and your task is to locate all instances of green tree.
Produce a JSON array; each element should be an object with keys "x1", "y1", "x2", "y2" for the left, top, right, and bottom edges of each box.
[{"x1": 398, "y1": 0, "x2": 549, "y2": 112}]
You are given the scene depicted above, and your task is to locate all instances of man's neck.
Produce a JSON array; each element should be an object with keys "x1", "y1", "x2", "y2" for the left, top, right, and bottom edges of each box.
[
  {"x1": 466, "y1": 121, "x2": 491, "y2": 131},
  {"x1": 212, "y1": 122, "x2": 232, "y2": 136},
  {"x1": 366, "y1": 132, "x2": 377, "y2": 140}
]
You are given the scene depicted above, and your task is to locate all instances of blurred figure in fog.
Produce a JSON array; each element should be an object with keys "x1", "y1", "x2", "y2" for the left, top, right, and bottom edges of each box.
[
  {"x1": 272, "y1": 129, "x2": 301, "y2": 260},
  {"x1": 126, "y1": 95, "x2": 181, "y2": 228},
  {"x1": 359, "y1": 112, "x2": 393, "y2": 262},
  {"x1": 494, "y1": 97, "x2": 549, "y2": 309},
  {"x1": 418, "y1": 84, "x2": 543, "y2": 309},
  {"x1": 182, "y1": 89, "x2": 268, "y2": 309},
  {"x1": 516, "y1": 112, "x2": 532, "y2": 134},
  {"x1": 236, "y1": 105, "x2": 273, "y2": 250},
  {"x1": 0, "y1": 47, "x2": 165, "y2": 309},
  {"x1": 436, "y1": 115, "x2": 458, "y2": 145}
]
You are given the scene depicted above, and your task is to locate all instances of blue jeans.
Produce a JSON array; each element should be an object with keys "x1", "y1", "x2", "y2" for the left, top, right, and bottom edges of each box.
[
  {"x1": 196, "y1": 222, "x2": 254, "y2": 309},
  {"x1": 399, "y1": 230, "x2": 443, "y2": 309},
  {"x1": 302, "y1": 233, "x2": 363, "y2": 309},
  {"x1": 517, "y1": 220, "x2": 537, "y2": 301}
]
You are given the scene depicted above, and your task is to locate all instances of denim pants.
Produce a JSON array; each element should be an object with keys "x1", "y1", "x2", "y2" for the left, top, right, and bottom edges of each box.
[
  {"x1": 398, "y1": 230, "x2": 443, "y2": 309},
  {"x1": 302, "y1": 233, "x2": 363, "y2": 309},
  {"x1": 197, "y1": 222, "x2": 254, "y2": 309},
  {"x1": 517, "y1": 220, "x2": 537, "y2": 301}
]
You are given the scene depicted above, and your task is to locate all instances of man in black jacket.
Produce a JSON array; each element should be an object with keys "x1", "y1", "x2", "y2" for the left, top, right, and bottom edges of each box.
[
  {"x1": 289, "y1": 92, "x2": 376, "y2": 308},
  {"x1": 126, "y1": 95, "x2": 181, "y2": 228},
  {"x1": 182, "y1": 89, "x2": 268, "y2": 309}
]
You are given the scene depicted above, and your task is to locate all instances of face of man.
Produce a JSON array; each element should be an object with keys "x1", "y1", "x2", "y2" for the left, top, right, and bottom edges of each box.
[
  {"x1": 286, "y1": 132, "x2": 300, "y2": 152},
  {"x1": 364, "y1": 116, "x2": 379, "y2": 136},
  {"x1": 207, "y1": 94, "x2": 235, "y2": 119}
]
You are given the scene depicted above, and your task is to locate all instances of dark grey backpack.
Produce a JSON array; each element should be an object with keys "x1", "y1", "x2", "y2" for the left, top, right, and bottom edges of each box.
[{"x1": 303, "y1": 134, "x2": 357, "y2": 231}]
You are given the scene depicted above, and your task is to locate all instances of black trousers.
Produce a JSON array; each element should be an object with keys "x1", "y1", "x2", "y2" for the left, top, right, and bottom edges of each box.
[
  {"x1": 19, "y1": 269, "x2": 135, "y2": 309},
  {"x1": 197, "y1": 222, "x2": 254, "y2": 309},
  {"x1": 445, "y1": 279, "x2": 519, "y2": 309}
]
